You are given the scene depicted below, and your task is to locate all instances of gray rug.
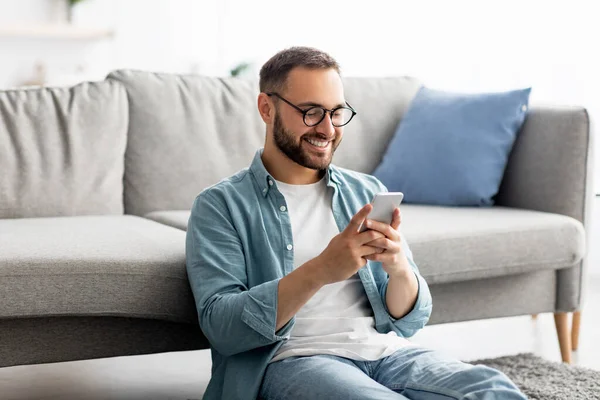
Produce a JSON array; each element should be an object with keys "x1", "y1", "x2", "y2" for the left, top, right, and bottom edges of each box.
[{"x1": 470, "y1": 353, "x2": 600, "y2": 399}]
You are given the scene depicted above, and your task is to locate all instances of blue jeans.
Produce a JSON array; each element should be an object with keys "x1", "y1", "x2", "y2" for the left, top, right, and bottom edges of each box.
[{"x1": 259, "y1": 346, "x2": 526, "y2": 399}]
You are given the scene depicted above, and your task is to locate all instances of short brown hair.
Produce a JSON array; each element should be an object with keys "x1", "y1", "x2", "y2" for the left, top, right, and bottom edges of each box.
[{"x1": 259, "y1": 46, "x2": 341, "y2": 94}]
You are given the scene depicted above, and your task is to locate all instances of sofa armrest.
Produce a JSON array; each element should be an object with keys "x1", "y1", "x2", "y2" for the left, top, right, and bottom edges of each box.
[
  {"x1": 496, "y1": 106, "x2": 593, "y2": 221},
  {"x1": 496, "y1": 105, "x2": 594, "y2": 311}
]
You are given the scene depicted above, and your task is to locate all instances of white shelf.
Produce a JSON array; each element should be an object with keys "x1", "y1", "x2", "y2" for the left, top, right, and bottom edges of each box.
[{"x1": 0, "y1": 24, "x2": 113, "y2": 40}]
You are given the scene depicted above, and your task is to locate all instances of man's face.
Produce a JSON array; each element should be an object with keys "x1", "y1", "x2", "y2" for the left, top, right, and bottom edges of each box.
[{"x1": 271, "y1": 67, "x2": 345, "y2": 171}]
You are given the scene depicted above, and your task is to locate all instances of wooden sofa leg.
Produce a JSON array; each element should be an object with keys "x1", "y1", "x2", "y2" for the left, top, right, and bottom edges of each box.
[
  {"x1": 531, "y1": 314, "x2": 538, "y2": 319},
  {"x1": 572, "y1": 311, "x2": 581, "y2": 351},
  {"x1": 554, "y1": 312, "x2": 572, "y2": 363}
]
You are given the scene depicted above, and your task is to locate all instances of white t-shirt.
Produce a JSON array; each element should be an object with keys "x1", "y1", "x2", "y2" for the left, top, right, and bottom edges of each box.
[{"x1": 270, "y1": 176, "x2": 413, "y2": 363}]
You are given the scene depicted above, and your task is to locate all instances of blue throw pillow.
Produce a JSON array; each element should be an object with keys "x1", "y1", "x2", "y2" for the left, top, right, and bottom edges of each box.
[{"x1": 373, "y1": 86, "x2": 531, "y2": 206}]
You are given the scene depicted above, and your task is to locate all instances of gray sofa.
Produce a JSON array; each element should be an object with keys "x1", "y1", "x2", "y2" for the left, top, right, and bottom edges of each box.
[{"x1": 0, "y1": 70, "x2": 593, "y2": 371}]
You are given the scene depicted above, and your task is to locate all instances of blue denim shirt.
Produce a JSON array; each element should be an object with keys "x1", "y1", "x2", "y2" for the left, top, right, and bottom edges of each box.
[{"x1": 185, "y1": 149, "x2": 432, "y2": 400}]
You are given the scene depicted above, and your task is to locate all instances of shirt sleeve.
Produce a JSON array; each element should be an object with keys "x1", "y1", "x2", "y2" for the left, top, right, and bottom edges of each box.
[
  {"x1": 185, "y1": 191, "x2": 294, "y2": 357},
  {"x1": 379, "y1": 230, "x2": 433, "y2": 337}
]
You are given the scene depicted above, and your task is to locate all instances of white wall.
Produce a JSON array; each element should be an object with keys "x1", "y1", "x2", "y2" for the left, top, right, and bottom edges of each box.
[
  {"x1": 0, "y1": 0, "x2": 223, "y2": 87},
  {"x1": 217, "y1": 1, "x2": 597, "y2": 117},
  {"x1": 0, "y1": 0, "x2": 96, "y2": 87},
  {"x1": 0, "y1": 0, "x2": 598, "y2": 191},
  {"x1": 72, "y1": 0, "x2": 224, "y2": 76}
]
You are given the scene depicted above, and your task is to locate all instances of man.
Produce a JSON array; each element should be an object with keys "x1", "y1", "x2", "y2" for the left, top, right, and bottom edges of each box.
[{"x1": 186, "y1": 47, "x2": 526, "y2": 400}]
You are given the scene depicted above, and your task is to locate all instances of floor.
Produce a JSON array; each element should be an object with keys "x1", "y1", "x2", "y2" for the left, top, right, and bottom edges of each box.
[{"x1": 1, "y1": 197, "x2": 598, "y2": 400}]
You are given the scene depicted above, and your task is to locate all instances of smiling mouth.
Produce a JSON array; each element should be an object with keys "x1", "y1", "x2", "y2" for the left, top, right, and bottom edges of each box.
[{"x1": 304, "y1": 137, "x2": 331, "y2": 148}]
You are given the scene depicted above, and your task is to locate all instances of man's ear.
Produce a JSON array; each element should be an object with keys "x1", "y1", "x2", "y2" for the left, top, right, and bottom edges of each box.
[{"x1": 257, "y1": 93, "x2": 274, "y2": 124}]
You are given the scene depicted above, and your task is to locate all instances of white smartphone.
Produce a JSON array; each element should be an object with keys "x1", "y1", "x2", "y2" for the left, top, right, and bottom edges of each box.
[{"x1": 358, "y1": 192, "x2": 404, "y2": 233}]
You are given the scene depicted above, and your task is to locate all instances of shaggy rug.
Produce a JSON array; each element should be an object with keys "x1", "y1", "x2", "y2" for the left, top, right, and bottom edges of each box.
[{"x1": 470, "y1": 353, "x2": 600, "y2": 399}]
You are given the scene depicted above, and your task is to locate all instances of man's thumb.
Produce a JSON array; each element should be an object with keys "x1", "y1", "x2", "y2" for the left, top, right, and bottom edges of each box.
[{"x1": 345, "y1": 203, "x2": 372, "y2": 233}]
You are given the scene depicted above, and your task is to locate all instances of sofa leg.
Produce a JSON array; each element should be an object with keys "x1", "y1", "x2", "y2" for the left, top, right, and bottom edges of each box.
[
  {"x1": 531, "y1": 314, "x2": 538, "y2": 319},
  {"x1": 572, "y1": 311, "x2": 581, "y2": 351},
  {"x1": 554, "y1": 312, "x2": 572, "y2": 363}
]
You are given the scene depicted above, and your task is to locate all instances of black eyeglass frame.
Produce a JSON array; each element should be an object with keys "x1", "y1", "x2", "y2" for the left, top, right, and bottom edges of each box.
[{"x1": 266, "y1": 92, "x2": 357, "y2": 127}]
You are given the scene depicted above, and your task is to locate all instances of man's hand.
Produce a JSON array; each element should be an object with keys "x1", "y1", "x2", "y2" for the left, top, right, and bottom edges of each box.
[
  {"x1": 316, "y1": 204, "x2": 387, "y2": 285},
  {"x1": 362, "y1": 207, "x2": 412, "y2": 278},
  {"x1": 363, "y1": 207, "x2": 419, "y2": 319}
]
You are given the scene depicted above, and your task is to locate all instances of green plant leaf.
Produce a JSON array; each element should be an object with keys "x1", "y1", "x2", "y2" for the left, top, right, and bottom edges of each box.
[{"x1": 230, "y1": 62, "x2": 250, "y2": 77}]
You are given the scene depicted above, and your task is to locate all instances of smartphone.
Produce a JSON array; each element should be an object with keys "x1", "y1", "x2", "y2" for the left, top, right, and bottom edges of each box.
[{"x1": 358, "y1": 192, "x2": 404, "y2": 233}]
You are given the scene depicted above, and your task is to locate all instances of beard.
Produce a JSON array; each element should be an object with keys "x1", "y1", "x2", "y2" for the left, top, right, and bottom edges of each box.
[{"x1": 272, "y1": 111, "x2": 341, "y2": 171}]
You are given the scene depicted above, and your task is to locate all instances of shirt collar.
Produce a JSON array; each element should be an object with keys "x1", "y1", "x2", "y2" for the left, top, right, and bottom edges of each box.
[{"x1": 250, "y1": 148, "x2": 341, "y2": 197}]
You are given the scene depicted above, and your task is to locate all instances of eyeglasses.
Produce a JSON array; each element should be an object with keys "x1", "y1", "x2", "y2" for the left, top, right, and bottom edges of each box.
[{"x1": 266, "y1": 92, "x2": 357, "y2": 127}]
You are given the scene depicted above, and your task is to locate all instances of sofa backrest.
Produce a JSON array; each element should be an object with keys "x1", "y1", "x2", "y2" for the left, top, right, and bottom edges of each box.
[
  {"x1": 0, "y1": 81, "x2": 128, "y2": 218},
  {"x1": 107, "y1": 70, "x2": 265, "y2": 217},
  {"x1": 107, "y1": 70, "x2": 421, "y2": 216}
]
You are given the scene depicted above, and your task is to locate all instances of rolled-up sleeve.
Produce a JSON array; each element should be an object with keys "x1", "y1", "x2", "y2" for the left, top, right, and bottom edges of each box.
[
  {"x1": 379, "y1": 231, "x2": 432, "y2": 337},
  {"x1": 185, "y1": 192, "x2": 294, "y2": 357}
]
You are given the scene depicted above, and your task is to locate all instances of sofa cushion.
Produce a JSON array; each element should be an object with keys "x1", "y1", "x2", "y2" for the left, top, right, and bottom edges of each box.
[
  {"x1": 106, "y1": 70, "x2": 266, "y2": 217},
  {"x1": 400, "y1": 205, "x2": 585, "y2": 284},
  {"x1": 106, "y1": 70, "x2": 421, "y2": 216},
  {"x1": 144, "y1": 210, "x2": 190, "y2": 231},
  {"x1": 0, "y1": 81, "x2": 128, "y2": 218},
  {"x1": 0, "y1": 216, "x2": 196, "y2": 323},
  {"x1": 152, "y1": 205, "x2": 585, "y2": 285}
]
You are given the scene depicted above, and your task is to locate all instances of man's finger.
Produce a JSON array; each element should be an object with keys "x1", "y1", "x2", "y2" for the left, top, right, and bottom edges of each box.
[
  {"x1": 358, "y1": 244, "x2": 383, "y2": 257},
  {"x1": 362, "y1": 219, "x2": 399, "y2": 242},
  {"x1": 357, "y1": 229, "x2": 386, "y2": 245},
  {"x1": 391, "y1": 208, "x2": 401, "y2": 231},
  {"x1": 345, "y1": 204, "x2": 372, "y2": 234},
  {"x1": 365, "y1": 237, "x2": 396, "y2": 252}
]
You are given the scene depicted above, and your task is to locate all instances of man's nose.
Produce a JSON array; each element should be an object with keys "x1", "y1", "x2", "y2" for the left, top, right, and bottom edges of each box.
[{"x1": 316, "y1": 112, "x2": 336, "y2": 136}]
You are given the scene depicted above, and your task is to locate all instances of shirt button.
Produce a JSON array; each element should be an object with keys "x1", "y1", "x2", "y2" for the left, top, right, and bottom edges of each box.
[
  {"x1": 286, "y1": 244, "x2": 293, "y2": 251},
  {"x1": 268, "y1": 180, "x2": 274, "y2": 186},
  {"x1": 280, "y1": 205, "x2": 286, "y2": 212},
  {"x1": 262, "y1": 188, "x2": 267, "y2": 193},
  {"x1": 521, "y1": 104, "x2": 528, "y2": 112}
]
